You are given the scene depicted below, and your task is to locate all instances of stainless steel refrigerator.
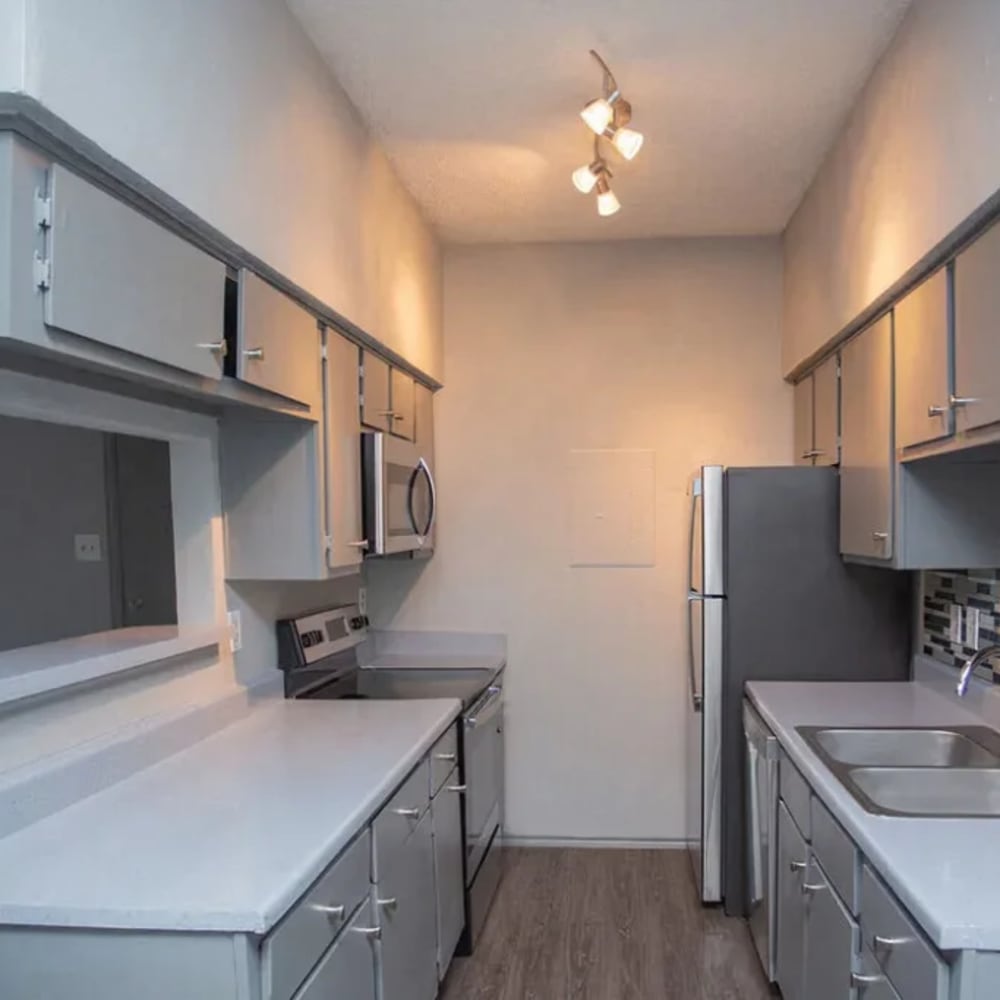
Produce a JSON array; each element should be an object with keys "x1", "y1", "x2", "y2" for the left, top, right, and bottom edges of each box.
[{"x1": 685, "y1": 465, "x2": 911, "y2": 909}]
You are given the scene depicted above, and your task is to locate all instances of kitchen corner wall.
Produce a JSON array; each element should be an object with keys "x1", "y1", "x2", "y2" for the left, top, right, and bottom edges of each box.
[
  {"x1": 366, "y1": 238, "x2": 791, "y2": 844},
  {"x1": 783, "y1": 0, "x2": 1000, "y2": 376},
  {"x1": 12, "y1": 0, "x2": 442, "y2": 380}
]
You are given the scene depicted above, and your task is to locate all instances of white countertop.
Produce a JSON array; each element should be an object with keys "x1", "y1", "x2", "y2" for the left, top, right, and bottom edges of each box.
[
  {"x1": 0, "y1": 696, "x2": 460, "y2": 934},
  {"x1": 747, "y1": 670, "x2": 1000, "y2": 951}
]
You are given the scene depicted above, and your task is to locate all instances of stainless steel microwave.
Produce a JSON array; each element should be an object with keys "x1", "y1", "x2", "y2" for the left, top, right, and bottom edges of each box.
[{"x1": 361, "y1": 431, "x2": 437, "y2": 556}]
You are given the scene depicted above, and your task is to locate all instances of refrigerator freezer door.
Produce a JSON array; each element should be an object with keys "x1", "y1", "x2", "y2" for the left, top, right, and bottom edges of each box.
[
  {"x1": 686, "y1": 593, "x2": 724, "y2": 903},
  {"x1": 689, "y1": 466, "x2": 724, "y2": 597}
]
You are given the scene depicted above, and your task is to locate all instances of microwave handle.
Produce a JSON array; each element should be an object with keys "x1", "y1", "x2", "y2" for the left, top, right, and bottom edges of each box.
[
  {"x1": 420, "y1": 458, "x2": 437, "y2": 537},
  {"x1": 408, "y1": 457, "x2": 437, "y2": 537}
]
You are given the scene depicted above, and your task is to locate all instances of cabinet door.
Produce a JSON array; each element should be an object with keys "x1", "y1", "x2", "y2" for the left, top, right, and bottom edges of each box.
[
  {"x1": 324, "y1": 330, "x2": 366, "y2": 569},
  {"x1": 895, "y1": 270, "x2": 950, "y2": 449},
  {"x1": 361, "y1": 351, "x2": 392, "y2": 431},
  {"x1": 295, "y1": 899, "x2": 378, "y2": 1000},
  {"x1": 955, "y1": 220, "x2": 1000, "y2": 433},
  {"x1": 432, "y1": 773, "x2": 465, "y2": 980},
  {"x1": 813, "y1": 354, "x2": 840, "y2": 466},
  {"x1": 840, "y1": 315, "x2": 893, "y2": 560},
  {"x1": 377, "y1": 810, "x2": 437, "y2": 1000},
  {"x1": 237, "y1": 270, "x2": 321, "y2": 408},
  {"x1": 803, "y1": 862, "x2": 856, "y2": 1000},
  {"x1": 389, "y1": 368, "x2": 415, "y2": 440},
  {"x1": 776, "y1": 801, "x2": 807, "y2": 1000},
  {"x1": 794, "y1": 377, "x2": 815, "y2": 465},
  {"x1": 45, "y1": 164, "x2": 226, "y2": 378},
  {"x1": 855, "y1": 950, "x2": 903, "y2": 1000}
]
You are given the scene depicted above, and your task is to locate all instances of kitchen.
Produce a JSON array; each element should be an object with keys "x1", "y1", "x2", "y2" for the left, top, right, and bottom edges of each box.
[{"x1": 1, "y1": 1, "x2": 1000, "y2": 999}]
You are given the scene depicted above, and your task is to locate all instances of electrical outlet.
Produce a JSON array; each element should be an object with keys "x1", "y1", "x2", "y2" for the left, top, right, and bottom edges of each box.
[
  {"x1": 950, "y1": 604, "x2": 963, "y2": 643},
  {"x1": 74, "y1": 533, "x2": 102, "y2": 562},
  {"x1": 227, "y1": 610, "x2": 242, "y2": 653},
  {"x1": 966, "y1": 607, "x2": 981, "y2": 649},
  {"x1": 358, "y1": 587, "x2": 368, "y2": 616}
]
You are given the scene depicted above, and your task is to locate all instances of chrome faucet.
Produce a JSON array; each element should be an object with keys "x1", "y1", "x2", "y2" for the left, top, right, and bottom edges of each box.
[{"x1": 957, "y1": 644, "x2": 1000, "y2": 697}]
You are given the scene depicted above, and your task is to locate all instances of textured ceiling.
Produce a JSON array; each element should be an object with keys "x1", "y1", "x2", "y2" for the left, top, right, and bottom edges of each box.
[{"x1": 287, "y1": 0, "x2": 912, "y2": 243}]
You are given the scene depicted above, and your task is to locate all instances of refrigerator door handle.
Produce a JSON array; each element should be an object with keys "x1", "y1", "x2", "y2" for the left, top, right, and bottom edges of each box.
[
  {"x1": 687, "y1": 478, "x2": 702, "y2": 595},
  {"x1": 687, "y1": 592, "x2": 703, "y2": 711},
  {"x1": 746, "y1": 735, "x2": 763, "y2": 905}
]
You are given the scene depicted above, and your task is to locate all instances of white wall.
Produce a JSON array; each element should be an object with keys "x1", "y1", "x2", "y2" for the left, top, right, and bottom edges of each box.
[
  {"x1": 367, "y1": 238, "x2": 791, "y2": 842},
  {"x1": 17, "y1": 0, "x2": 443, "y2": 380},
  {"x1": 0, "y1": 416, "x2": 113, "y2": 650},
  {"x1": 0, "y1": 0, "x2": 24, "y2": 91},
  {"x1": 783, "y1": 0, "x2": 1000, "y2": 375}
]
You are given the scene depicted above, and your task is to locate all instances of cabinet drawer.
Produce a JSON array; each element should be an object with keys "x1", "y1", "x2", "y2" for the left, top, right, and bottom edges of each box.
[
  {"x1": 430, "y1": 725, "x2": 459, "y2": 797},
  {"x1": 262, "y1": 829, "x2": 371, "y2": 1000},
  {"x1": 237, "y1": 270, "x2": 321, "y2": 407},
  {"x1": 46, "y1": 164, "x2": 227, "y2": 379},
  {"x1": 779, "y1": 752, "x2": 812, "y2": 841},
  {"x1": 292, "y1": 898, "x2": 378, "y2": 1000},
  {"x1": 811, "y1": 796, "x2": 858, "y2": 912},
  {"x1": 373, "y1": 760, "x2": 431, "y2": 878},
  {"x1": 860, "y1": 865, "x2": 949, "y2": 1000}
]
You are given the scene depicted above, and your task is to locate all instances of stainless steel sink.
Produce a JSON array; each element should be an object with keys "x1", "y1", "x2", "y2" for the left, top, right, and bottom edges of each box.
[
  {"x1": 796, "y1": 724, "x2": 1000, "y2": 816},
  {"x1": 850, "y1": 767, "x2": 1000, "y2": 817},
  {"x1": 804, "y1": 726, "x2": 1000, "y2": 768}
]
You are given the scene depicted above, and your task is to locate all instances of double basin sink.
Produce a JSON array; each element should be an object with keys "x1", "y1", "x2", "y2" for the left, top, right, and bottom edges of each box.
[{"x1": 796, "y1": 725, "x2": 1000, "y2": 817}]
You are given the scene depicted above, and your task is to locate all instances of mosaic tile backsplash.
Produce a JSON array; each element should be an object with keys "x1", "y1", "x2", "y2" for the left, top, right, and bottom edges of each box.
[{"x1": 923, "y1": 570, "x2": 1000, "y2": 683}]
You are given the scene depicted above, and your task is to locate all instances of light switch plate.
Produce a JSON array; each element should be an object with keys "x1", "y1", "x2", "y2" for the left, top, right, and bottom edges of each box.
[
  {"x1": 949, "y1": 604, "x2": 963, "y2": 643},
  {"x1": 358, "y1": 587, "x2": 368, "y2": 616},
  {"x1": 966, "y1": 607, "x2": 981, "y2": 649},
  {"x1": 227, "y1": 610, "x2": 242, "y2": 653}
]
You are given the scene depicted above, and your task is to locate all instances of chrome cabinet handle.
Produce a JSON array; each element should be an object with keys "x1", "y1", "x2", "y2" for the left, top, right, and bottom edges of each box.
[
  {"x1": 377, "y1": 897, "x2": 398, "y2": 912},
  {"x1": 800, "y1": 449, "x2": 821, "y2": 460},
  {"x1": 243, "y1": 347, "x2": 265, "y2": 361},
  {"x1": 346, "y1": 540, "x2": 369, "y2": 550},
  {"x1": 377, "y1": 409, "x2": 397, "y2": 417},
  {"x1": 789, "y1": 861, "x2": 807, "y2": 874},
  {"x1": 801, "y1": 881, "x2": 826, "y2": 894},
  {"x1": 434, "y1": 752, "x2": 457, "y2": 762},
  {"x1": 447, "y1": 784, "x2": 467, "y2": 793},
  {"x1": 950, "y1": 394, "x2": 979, "y2": 407},
  {"x1": 391, "y1": 413, "x2": 405, "y2": 422},
  {"x1": 393, "y1": 807, "x2": 420, "y2": 818},
  {"x1": 873, "y1": 934, "x2": 910, "y2": 949},
  {"x1": 197, "y1": 339, "x2": 228, "y2": 358},
  {"x1": 851, "y1": 972, "x2": 885, "y2": 989},
  {"x1": 352, "y1": 926, "x2": 381, "y2": 940},
  {"x1": 872, "y1": 531, "x2": 889, "y2": 542},
  {"x1": 310, "y1": 903, "x2": 346, "y2": 921},
  {"x1": 928, "y1": 403, "x2": 948, "y2": 417}
]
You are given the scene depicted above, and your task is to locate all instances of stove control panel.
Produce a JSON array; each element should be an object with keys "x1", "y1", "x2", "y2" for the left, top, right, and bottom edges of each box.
[{"x1": 277, "y1": 603, "x2": 369, "y2": 668}]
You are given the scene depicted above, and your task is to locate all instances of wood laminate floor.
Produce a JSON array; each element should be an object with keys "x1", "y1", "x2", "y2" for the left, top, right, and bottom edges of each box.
[{"x1": 440, "y1": 848, "x2": 773, "y2": 1000}]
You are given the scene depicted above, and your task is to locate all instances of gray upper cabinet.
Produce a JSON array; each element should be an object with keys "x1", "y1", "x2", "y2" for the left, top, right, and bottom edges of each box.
[
  {"x1": 793, "y1": 355, "x2": 838, "y2": 466},
  {"x1": 324, "y1": 329, "x2": 366, "y2": 569},
  {"x1": 237, "y1": 270, "x2": 321, "y2": 408},
  {"x1": 390, "y1": 367, "x2": 416, "y2": 440},
  {"x1": 955, "y1": 220, "x2": 1000, "y2": 434},
  {"x1": 895, "y1": 269, "x2": 951, "y2": 450},
  {"x1": 361, "y1": 350, "x2": 392, "y2": 431},
  {"x1": 44, "y1": 164, "x2": 227, "y2": 378},
  {"x1": 840, "y1": 315, "x2": 893, "y2": 561}
]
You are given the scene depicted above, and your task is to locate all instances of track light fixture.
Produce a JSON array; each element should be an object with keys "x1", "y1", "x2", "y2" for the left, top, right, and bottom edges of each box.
[{"x1": 571, "y1": 50, "x2": 644, "y2": 215}]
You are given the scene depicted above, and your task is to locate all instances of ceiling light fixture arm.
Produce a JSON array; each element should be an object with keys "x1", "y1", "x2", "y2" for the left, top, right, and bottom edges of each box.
[{"x1": 589, "y1": 49, "x2": 619, "y2": 102}]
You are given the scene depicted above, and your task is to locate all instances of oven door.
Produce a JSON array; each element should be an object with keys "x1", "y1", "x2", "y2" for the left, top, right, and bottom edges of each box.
[
  {"x1": 464, "y1": 681, "x2": 503, "y2": 879},
  {"x1": 362, "y1": 432, "x2": 437, "y2": 555}
]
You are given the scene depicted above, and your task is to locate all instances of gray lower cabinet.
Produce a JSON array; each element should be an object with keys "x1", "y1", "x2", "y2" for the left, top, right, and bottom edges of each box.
[
  {"x1": 376, "y1": 808, "x2": 438, "y2": 1000},
  {"x1": 802, "y1": 859, "x2": 856, "y2": 1000},
  {"x1": 839, "y1": 313, "x2": 893, "y2": 560},
  {"x1": 432, "y1": 768, "x2": 465, "y2": 980},
  {"x1": 857, "y1": 949, "x2": 902, "y2": 1000},
  {"x1": 293, "y1": 900, "x2": 378, "y2": 1000},
  {"x1": 776, "y1": 801, "x2": 807, "y2": 1000}
]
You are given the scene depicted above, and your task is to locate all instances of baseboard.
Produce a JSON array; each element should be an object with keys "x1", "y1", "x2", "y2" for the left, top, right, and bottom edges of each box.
[{"x1": 499, "y1": 835, "x2": 688, "y2": 850}]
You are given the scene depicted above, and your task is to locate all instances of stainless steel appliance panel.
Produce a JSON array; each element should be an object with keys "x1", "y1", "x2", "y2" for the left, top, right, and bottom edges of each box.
[
  {"x1": 744, "y1": 700, "x2": 778, "y2": 981},
  {"x1": 464, "y1": 681, "x2": 504, "y2": 878}
]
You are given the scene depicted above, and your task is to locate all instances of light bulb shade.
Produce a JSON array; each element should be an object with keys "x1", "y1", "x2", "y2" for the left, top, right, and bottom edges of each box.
[
  {"x1": 611, "y1": 127, "x2": 644, "y2": 161},
  {"x1": 572, "y1": 163, "x2": 599, "y2": 194},
  {"x1": 596, "y1": 186, "x2": 621, "y2": 217},
  {"x1": 580, "y1": 97, "x2": 615, "y2": 135}
]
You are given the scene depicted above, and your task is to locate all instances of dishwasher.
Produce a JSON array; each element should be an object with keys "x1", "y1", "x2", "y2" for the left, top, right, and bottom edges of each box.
[{"x1": 743, "y1": 699, "x2": 779, "y2": 982}]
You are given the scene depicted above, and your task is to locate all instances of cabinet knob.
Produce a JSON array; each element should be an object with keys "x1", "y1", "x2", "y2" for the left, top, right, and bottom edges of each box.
[
  {"x1": 873, "y1": 934, "x2": 910, "y2": 950},
  {"x1": 801, "y1": 881, "x2": 826, "y2": 894},
  {"x1": 434, "y1": 752, "x2": 457, "y2": 762},
  {"x1": 927, "y1": 403, "x2": 948, "y2": 417},
  {"x1": 310, "y1": 902, "x2": 346, "y2": 921},
  {"x1": 377, "y1": 897, "x2": 398, "y2": 912},
  {"x1": 446, "y1": 784, "x2": 468, "y2": 793},
  {"x1": 850, "y1": 972, "x2": 886, "y2": 990},
  {"x1": 800, "y1": 450, "x2": 821, "y2": 460},
  {"x1": 872, "y1": 531, "x2": 889, "y2": 542},
  {"x1": 352, "y1": 926, "x2": 382, "y2": 941},
  {"x1": 949, "y1": 395, "x2": 979, "y2": 408},
  {"x1": 789, "y1": 860, "x2": 806, "y2": 874},
  {"x1": 346, "y1": 540, "x2": 369, "y2": 550},
  {"x1": 243, "y1": 347, "x2": 265, "y2": 361},
  {"x1": 197, "y1": 339, "x2": 228, "y2": 359},
  {"x1": 377, "y1": 409, "x2": 398, "y2": 417},
  {"x1": 392, "y1": 807, "x2": 420, "y2": 819}
]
